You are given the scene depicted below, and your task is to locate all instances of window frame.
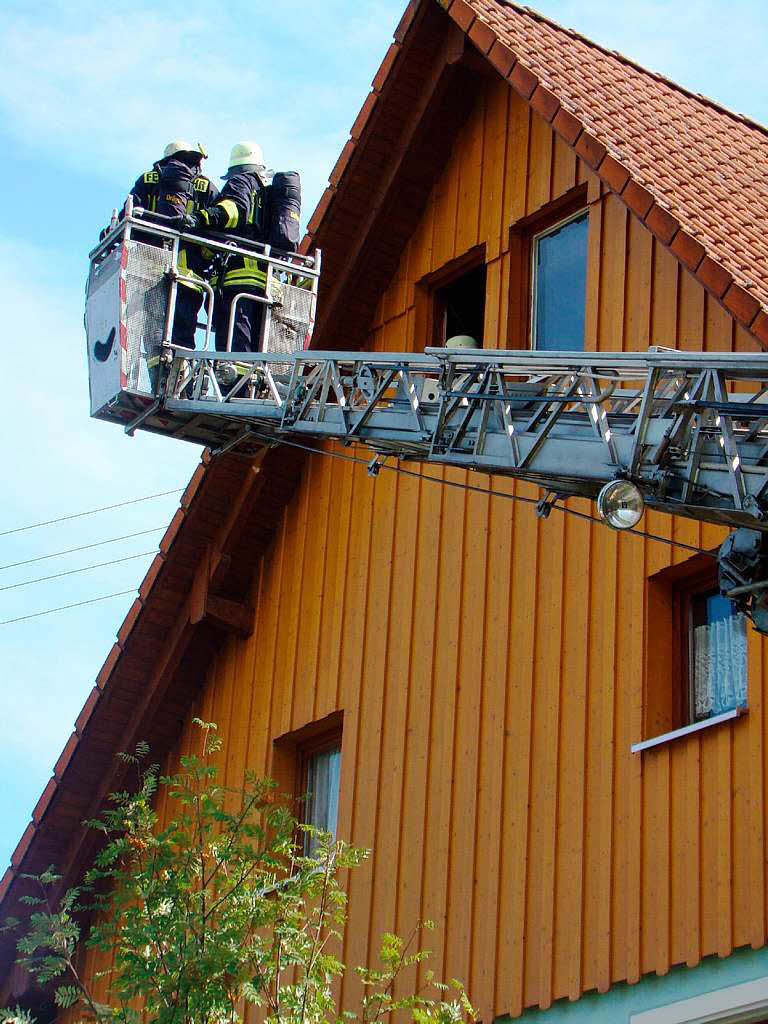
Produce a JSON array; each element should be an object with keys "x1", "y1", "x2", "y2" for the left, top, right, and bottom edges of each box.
[
  {"x1": 529, "y1": 206, "x2": 590, "y2": 351},
  {"x1": 414, "y1": 244, "x2": 486, "y2": 350},
  {"x1": 507, "y1": 183, "x2": 589, "y2": 349},
  {"x1": 270, "y1": 711, "x2": 343, "y2": 838},
  {"x1": 637, "y1": 557, "x2": 748, "y2": 753}
]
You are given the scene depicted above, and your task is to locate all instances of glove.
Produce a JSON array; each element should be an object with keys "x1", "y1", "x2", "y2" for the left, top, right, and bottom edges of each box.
[{"x1": 180, "y1": 212, "x2": 202, "y2": 231}]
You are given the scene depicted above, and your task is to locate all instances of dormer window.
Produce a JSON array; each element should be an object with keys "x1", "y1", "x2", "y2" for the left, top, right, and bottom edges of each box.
[{"x1": 531, "y1": 209, "x2": 588, "y2": 350}]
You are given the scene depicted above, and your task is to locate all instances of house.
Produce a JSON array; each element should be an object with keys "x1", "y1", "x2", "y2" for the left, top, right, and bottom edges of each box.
[{"x1": 4, "y1": 1, "x2": 768, "y2": 1021}]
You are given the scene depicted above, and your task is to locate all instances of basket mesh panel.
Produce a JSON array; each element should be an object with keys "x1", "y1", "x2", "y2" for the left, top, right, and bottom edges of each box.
[
  {"x1": 265, "y1": 282, "x2": 314, "y2": 375},
  {"x1": 123, "y1": 241, "x2": 171, "y2": 393}
]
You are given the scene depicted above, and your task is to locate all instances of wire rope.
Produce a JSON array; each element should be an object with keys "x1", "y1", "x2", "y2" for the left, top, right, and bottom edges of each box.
[
  {"x1": 0, "y1": 550, "x2": 157, "y2": 593},
  {"x1": 0, "y1": 527, "x2": 165, "y2": 572},
  {"x1": 0, "y1": 489, "x2": 184, "y2": 538}
]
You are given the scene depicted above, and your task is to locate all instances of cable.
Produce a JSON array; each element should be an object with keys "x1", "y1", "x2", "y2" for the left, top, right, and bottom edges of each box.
[
  {"x1": 0, "y1": 527, "x2": 165, "y2": 572},
  {"x1": 0, "y1": 488, "x2": 184, "y2": 539},
  {"x1": 253, "y1": 433, "x2": 716, "y2": 558},
  {"x1": 0, "y1": 590, "x2": 137, "y2": 627},
  {"x1": 0, "y1": 550, "x2": 157, "y2": 593}
]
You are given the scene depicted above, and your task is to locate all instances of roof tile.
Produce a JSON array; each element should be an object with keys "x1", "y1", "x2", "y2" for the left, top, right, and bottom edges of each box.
[
  {"x1": 670, "y1": 230, "x2": 706, "y2": 272},
  {"x1": 697, "y1": 256, "x2": 733, "y2": 298},
  {"x1": 488, "y1": 38, "x2": 516, "y2": 77},
  {"x1": 31, "y1": 778, "x2": 57, "y2": 826},
  {"x1": 645, "y1": 203, "x2": 679, "y2": 245},
  {"x1": 53, "y1": 733, "x2": 79, "y2": 781},
  {"x1": 95, "y1": 643, "x2": 123, "y2": 690},
  {"x1": 530, "y1": 84, "x2": 560, "y2": 122},
  {"x1": 446, "y1": 0, "x2": 476, "y2": 32},
  {"x1": 458, "y1": 0, "x2": 768, "y2": 326},
  {"x1": 469, "y1": 16, "x2": 497, "y2": 54},
  {"x1": 508, "y1": 61, "x2": 538, "y2": 99},
  {"x1": 10, "y1": 825, "x2": 35, "y2": 871},
  {"x1": 573, "y1": 130, "x2": 606, "y2": 170},
  {"x1": 723, "y1": 282, "x2": 761, "y2": 326},
  {"x1": 552, "y1": 107, "x2": 582, "y2": 144},
  {"x1": 75, "y1": 687, "x2": 101, "y2": 735},
  {"x1": 622, "y1": 179, "x2": 654, "y2": 219}
]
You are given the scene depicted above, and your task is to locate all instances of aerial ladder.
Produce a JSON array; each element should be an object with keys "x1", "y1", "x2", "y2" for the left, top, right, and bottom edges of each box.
[{"x1": 86, "y1": 211, "x2": 768, "y2": 634}]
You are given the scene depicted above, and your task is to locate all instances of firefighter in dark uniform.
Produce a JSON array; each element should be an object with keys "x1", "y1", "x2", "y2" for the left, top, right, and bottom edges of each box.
[
  {"x1": 129, "y1": 140, "x2": 219, "y2": 349},
  {"x1": 189, "y1": 141, "x2": 268, "y2": 353}
]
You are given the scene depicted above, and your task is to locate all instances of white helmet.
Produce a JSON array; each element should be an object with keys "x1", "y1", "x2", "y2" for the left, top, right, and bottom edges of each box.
[
  {"x1": 228, "y1": 141, "x2": 265, "y2": 169},
  {"x1": 446, "y1": 334, "x2": 481, "y2": 349},
  {"x1": 163, "y1": 140, "x2": 207, "y2": 159}
]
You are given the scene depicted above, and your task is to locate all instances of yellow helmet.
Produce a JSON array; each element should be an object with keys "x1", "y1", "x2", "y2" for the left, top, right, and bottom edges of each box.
[
  {"x1": 163, "y1": 140, "x2": 207, "y2": 159},
  {"x1": 228, "y1": 141, "x2": 265, "y2": 169}
]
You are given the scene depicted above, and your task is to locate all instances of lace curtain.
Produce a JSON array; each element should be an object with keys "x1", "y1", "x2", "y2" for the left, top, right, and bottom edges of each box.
[{"x1": 691, "y1": 594, "x2": 748, "y2": 719}]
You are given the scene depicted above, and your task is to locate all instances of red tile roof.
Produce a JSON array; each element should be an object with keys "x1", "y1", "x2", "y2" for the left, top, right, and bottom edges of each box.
[
  {"x1": 305, "y1": 0, "x2": 768, "y2": 346},
  {"x1": 440, "y1": 0, "x2": 768, "y2": 341}
]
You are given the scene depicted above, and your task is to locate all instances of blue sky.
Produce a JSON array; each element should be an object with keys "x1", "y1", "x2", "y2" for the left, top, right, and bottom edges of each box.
[{"x1": 1, "y1": 0, "x2": 766, "y2": 871}]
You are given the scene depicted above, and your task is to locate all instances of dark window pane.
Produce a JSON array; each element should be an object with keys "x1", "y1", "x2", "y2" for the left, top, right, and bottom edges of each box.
[
  {"x1": 689, "y1": 591, "x2": 747, "y2": 720},
  {"x1": 304, "y1": 745, "x2": 341, "y2": 852},
  {"x1": 533, "y1": 211, "x2": 588, "y2": 351}
]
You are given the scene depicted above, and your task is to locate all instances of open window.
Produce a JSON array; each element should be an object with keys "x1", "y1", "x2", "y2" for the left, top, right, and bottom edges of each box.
[
  {"x1": 416, "y1": 246, "x2": 486, "y2": 349},
  {"x1": 433, "y1": 262, "x2": 487, "y2": 346},
  {"x1": 639, "y1": 557, "x2": 748, "y2": 750}
]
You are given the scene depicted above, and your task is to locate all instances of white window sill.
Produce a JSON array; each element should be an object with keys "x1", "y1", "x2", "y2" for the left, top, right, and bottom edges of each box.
[{"x1": 631, "y1": 707, "x2": 746, "y2": 754}]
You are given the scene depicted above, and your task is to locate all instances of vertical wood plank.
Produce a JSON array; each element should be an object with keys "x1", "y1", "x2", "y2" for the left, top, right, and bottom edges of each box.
[
  {"x1": 479, "y1": 80, "x2": 510, "y2": 261},
  {"x1": 495, "y1": 481, "x2": 539, "y2": 1017},
  {"x1": 455, "y1": 91, "x2": 485, "y2": 257}
]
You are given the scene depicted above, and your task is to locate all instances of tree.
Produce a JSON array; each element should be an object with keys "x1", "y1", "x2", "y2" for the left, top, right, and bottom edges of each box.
[{"x1": 2, "y1": 722, "x2": 473, "y2": 1024}]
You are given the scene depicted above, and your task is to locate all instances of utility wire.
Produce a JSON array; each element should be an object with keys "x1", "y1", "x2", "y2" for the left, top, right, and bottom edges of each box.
[
  {"x1": 254, "y1": 433, "x2": 716, "y2": 558},
  {"x1": 0, "y1": 590, "x2": 137, "y2": 627},
  {"x1": 0, "y1": 488, "x2": 184, "y2": 539},
  {"x1": 0, "y1": 527, "x2": 165, "y2": 572},
  {"x1": 0, "y1": 438, "x2": 715, "y2": 628},
  {"x1": 0, "y1": 550, "x2": 157, "y2": 593}
]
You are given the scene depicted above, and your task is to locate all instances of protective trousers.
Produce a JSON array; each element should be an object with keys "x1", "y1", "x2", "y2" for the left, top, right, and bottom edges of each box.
[{"x1": 213, "y1": 289, "x2": 265, "y2": 353}]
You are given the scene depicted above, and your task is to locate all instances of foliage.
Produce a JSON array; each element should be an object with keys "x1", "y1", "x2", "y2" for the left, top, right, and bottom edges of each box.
[{"x1": 3, "y1": 721, "x2": 473, "y2": 1024}]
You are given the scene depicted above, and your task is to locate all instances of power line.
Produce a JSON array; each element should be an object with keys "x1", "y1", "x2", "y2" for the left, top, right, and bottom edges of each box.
[
  {"x1": 254, "y1": 434, "x2": 716, "y2": 558},
  {"x1": 0, "y1": 488, "x2": 184, "y2": 539},
  {"x1": 0, "y1": 526, "x2": 165, "y2": 572},
  {"x1": 0, "y1": 550, "x2": 157, "y2": 593},
  {"x1": 0, "y1": 590, "x2": 137, "y2": 627}
]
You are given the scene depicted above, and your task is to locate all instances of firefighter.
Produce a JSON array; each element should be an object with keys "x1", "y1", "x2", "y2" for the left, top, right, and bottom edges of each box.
[
  {"x1": 187, "y1": 141, "x2": 269, "y2": 353},
  {"x1": 129, "y1": 141, "x2": 219, "y2": 349}
]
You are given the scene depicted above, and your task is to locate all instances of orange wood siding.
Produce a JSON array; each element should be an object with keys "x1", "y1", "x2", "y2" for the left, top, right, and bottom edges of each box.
[{"x1": 80, "y1": 77, "x2": 767, "y2": 1020}]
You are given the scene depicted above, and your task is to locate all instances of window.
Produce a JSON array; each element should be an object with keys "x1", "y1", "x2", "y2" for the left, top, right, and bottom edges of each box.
[
  {"x1": 433, "y1": 262, "x2": 487, "y2": 346},
  {"x1": 531, "y1": 209, "x2": 588, "y2": 351},
  {"x1": 639, "y1": 557, "x2": 747, "y2": 750},
  {"x1": 415, "y1": 246, "x2": 487, "y2": 350},
  {"x1": 302, "y1": 743, "x2": 341, "y2": 852},
  {"x1": 271, "y1": 712, "x2": 343, "y2": 852}
]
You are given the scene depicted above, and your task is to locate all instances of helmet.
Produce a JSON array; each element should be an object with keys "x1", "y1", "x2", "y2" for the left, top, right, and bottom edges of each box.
[
  {"x1": 445, "y1": 334, "x2": 480, "y2": 349},
  {"x1": 228, "y1": 141, "x2": 265, "y2": 170},
  {"x1": 163, "y1": 140, "x2": 207, "y2": 159}
]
